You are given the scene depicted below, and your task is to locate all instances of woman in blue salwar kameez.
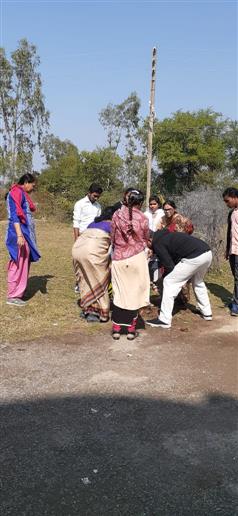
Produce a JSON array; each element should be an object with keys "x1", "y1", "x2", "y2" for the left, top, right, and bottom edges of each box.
[{"x1": 5, "y1": 173, "x2": 40, "y2": 306}]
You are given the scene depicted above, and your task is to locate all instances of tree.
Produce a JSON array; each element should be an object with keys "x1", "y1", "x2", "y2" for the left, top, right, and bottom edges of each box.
[
  {"x1": 99, "y1": 92, "x2": 140, "y2": 152},
  {"x1": 39, "y1": 141, "x2": 123, "y2": 211},
  {"x1": 41, "y1": 134, "x2": 78, "y2": 166},
  {"x1": 79, "y1": 148, "x2": 123, "y2": 193},
  {"x1": 223, "y1": 120, "x2": 238, "y2": 178},
  {"x1": 153, "y1": 109, "x2": 226, "y2": 193},
  {"x1": 0, "y1": 39, "x2": 49, "y2": 181},
  {"x1": 99, "y1": 92, "x2": 150, "y2": 188}
]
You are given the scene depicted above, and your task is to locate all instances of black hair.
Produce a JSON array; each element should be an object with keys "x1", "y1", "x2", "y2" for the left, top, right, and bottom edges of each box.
[
  {"x1": 122, "y1": 187, "x2": 135, "y2": 206},
  {"x1": 18, "y1": 173, "x2": 36, "y2": 185},
  {"x1": 4, "y1": 173, "x2": 36, "y2": 200},
  {"x1": 94, "y1": 205, "x2": 118, "y2": 223},
  {"x1": 149, "y1": 195, "x2": 161, "y2": 206},
  {"x1": 124, "y1": 187, "x2": 135, "y2": 196},
  {"x1": 88, "y1": 183, "x2": 103, "y2": 194},
  {"x1": 127, "y1": 189, "x2": 144, "y2": 236},
  {"x1": 163, "y1": 199, "x2": 177, "y2": 210},
  {"x1": 222, "y1": 187, "x2": 238, "y2": 198}
]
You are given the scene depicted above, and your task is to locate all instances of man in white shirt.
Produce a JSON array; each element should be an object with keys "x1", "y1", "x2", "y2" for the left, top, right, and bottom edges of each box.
[
  {"x1": 223, "y1": 187, "x2": 238, "y2": 316},
  {"x1": 73, "y1": 183, "x2": 103, "y2": 292}
]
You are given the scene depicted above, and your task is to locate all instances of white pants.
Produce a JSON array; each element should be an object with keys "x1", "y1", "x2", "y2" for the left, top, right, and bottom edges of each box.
[{"x1": 160, "y1": 251, "x2": 212, "y2": 325}]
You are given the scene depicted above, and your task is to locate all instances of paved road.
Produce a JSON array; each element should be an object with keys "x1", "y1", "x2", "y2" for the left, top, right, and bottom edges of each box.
[{"x1": 0, "y1": 308, "x2": 237, "y2": 515}]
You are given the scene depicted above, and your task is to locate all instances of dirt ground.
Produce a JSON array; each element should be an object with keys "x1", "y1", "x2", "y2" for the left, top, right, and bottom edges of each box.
[{"x1": 0, "y1": 302, "x2": 237, "y2": 515}]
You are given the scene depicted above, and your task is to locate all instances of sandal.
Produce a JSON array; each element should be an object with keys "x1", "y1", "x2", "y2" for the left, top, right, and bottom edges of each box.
[
  {"x1": 127, "y1": 332, "x2": 136, "y2": 341},
  {"x1": 87, "y1": 313, "x2": 100, "y2": 323},
  {"x1": 112, "y1": 332, "x2": 121, "y2": 340}
]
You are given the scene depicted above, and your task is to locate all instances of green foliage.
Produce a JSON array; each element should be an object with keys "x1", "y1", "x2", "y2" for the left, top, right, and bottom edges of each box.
[
  {"x1": 38, "y1": 140, "x2": 124, "y2": 219},
  {"x1": 223, "y1": 120, "x2": 238, "y2": 177},
  {"x1": 41, "y1": 134, "x2": 78, "y2": 165},
  {"x1": 79, "y1": 148, "x2": 123, "y2": 193},
  {"x1": 0, "y1": 39, "x2": 49, "y2": 180},
  {"x1": 99, "y1": 92, "x2": 140, "y2": 151},
  {"x1": 153, "y1": 109, "x2": 226, "y2": 193},
  {"x1": 122, "y1": 154, "x2": 147, "y2": 190}
]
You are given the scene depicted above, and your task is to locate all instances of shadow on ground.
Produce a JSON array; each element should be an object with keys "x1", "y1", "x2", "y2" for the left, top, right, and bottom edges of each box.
[
  {"x1": 1, "y1": 393, "x2": 237, "y2": 515},
  {"x1": 206, "y1": 282, "x2": 232, "y2": 305},
  {"x1": 23, "y1": 275, "x2": 54, "y2": 300}
]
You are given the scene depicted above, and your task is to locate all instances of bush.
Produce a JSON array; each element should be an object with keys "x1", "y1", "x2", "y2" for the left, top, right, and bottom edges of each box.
[{"x1": 175, "y1": 187, "x2": 227, "y2": 270}]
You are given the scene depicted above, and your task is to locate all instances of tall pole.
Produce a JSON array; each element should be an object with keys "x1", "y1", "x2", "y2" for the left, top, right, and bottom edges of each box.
[{"x1": 146, "y1": 46, "x2": 157, "y2": 208}]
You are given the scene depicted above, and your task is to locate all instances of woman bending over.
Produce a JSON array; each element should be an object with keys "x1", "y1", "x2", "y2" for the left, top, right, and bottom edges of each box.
[{"x1": 72, "y1": 206, "x2": 117, "y2": 323}]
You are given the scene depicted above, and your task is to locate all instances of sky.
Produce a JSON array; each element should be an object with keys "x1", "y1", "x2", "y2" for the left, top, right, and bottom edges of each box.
[{"x1": 1, "y1": 0, "x2": 237, "y2": 168}]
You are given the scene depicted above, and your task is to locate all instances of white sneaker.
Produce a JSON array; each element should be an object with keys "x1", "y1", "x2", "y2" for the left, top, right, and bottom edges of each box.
[
  {"x1": 196, "y1": 307, "x2": 212, "y2": 321},
  {"x1": 6, "y1": 298, "x2": 26, "y2": 306},
  {"x1": 74, "y1": 285, "x2": 80, "y2": 293},
  {"x1": 202, "y1": 314, "x2": 213, "y2": 321}
]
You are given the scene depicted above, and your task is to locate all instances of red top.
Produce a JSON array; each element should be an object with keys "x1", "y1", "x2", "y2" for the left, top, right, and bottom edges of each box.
[
  {"x1": 10, "y1": 184, "x2": 36, "y2": 224},
  {"x1": 111, "y1": 205, "x2": 149, "y2": 261}
]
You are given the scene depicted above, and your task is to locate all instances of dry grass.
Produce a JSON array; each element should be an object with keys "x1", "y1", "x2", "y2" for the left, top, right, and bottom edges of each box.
[
  {"x1": 0, "y1": 220, "x2": 233, "y2": 344},
  {"x1": 0, "y1": 220, "x2": 99, "y2": 343}
]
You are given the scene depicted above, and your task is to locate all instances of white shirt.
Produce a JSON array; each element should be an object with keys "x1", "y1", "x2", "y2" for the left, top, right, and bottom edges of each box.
[
  {"x1": 230, "y1": 208, "x2": 238, "y2": 255},
  {"x1": 73, "y1": 195, "x2": 101, "y2": 232},
  {"x1": 144, "y1": 208, "x2": 164, "y2": 232}
]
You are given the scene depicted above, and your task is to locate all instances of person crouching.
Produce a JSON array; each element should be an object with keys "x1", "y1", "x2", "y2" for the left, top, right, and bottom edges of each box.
[{"x1": 146, "y1": 229, "x2": 212, "y2": 328}]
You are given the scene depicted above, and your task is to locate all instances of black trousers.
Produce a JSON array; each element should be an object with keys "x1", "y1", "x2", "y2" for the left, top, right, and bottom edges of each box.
[{"x1": 229, "y1": 254, "x2": 238, "y2": 304}]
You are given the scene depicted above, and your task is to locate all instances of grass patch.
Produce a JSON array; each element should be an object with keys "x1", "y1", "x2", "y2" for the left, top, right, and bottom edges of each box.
[
  {"x1": 0, "y1": 220, "x2": 101, "y2": 343},
  {"x1": 0, "y1": 220, "x2": 233, "y2": 343}
]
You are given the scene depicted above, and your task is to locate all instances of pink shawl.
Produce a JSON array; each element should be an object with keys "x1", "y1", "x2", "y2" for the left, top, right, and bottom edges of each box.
[{"x1": 9, "y1": 184, "x2": 36, "y2": 224}]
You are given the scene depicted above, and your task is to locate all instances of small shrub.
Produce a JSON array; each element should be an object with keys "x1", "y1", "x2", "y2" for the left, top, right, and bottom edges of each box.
[{"x1": 176, "y1": 187, "x2": 227, "y2": 270}]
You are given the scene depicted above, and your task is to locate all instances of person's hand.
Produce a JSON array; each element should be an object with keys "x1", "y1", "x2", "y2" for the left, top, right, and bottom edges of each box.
[
  {"x1": 17, "y1": 235, "x2": 25, "y2": 247},
  {"x1": 224, "y1": 250, "x2": 229, "y2": 260},
  {"x1": 156, "y1": 222, "x2": 163, "y2": 231}
]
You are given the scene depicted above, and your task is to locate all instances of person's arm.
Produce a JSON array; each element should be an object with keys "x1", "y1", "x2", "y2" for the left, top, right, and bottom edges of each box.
[
  {"x1": 225, "y1": 211, "x2": 232, "y2": 259},
  {"x1": 184, "y1": 217, "x2": 194, "y2": 235},
  {"x1": 13, "y1": 222, "x2": 25, "y2": 247},
  {"x1": 8, "y1": 195, "x2": 25, "y2": 247},
  {"x1": 143, "y1": 217, "x2": 150, "y2": 244},
  {"x1": 73, "y1": 228, "x2": 80, "y2": 241},
  {"x1": 73, "y1": 201, "x2": 82, "y2": 241},
  {"x1": 155, "y1": 209, "x2": 165, "y2": 228},
  {"x1": 111, "y1": 219, "x2": 116, "y2": 245},
  {"x1": 152, "y1": 240, "x2": 175, "y2": 273},
  {"x1": 111, "y1": 214, "x2": 117, "y2": 245},
  {"x1": 156, "y1": 215, "x2": 166, "y2": 231}
]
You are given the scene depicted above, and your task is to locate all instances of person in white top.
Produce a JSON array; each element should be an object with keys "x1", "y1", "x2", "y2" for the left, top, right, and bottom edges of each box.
[
  {"x1": 144, "y1": 195, "x2": 164, "y2": 231},
  {"x1": 223, "y1": 187, "x2": 238, "y2": 316},
  {"x1": 144, "y1": 195, "x2": 164, "y2": 292},
  {"x1": 73, "y1": 183, "x2": 103, "y2": 292}
]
